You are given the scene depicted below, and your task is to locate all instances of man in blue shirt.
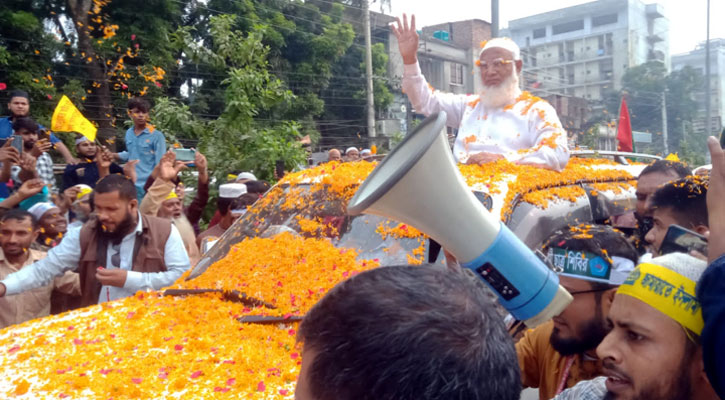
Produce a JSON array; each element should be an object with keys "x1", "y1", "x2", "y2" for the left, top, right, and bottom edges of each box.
[
  {"x1": 0, "y1": 90, "x2": 77, "y2": 164},
  {"x1": 63, "y1": 137, "x2": 123, "y2": 189},
  {"x1": 115, "y1": 98, "x2": 166, "y2": 201}
]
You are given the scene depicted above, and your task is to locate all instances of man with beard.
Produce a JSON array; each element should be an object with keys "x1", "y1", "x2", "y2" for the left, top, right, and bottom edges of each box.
[
  {"x1": 633, "y1": 160, "x2": 690, "y2": 248},
  {"x1": 27, "y1": 202, "x2": 67, "y2": 250},
  {"x1": 66, "y1": 184, "x2": 93, "y2": 230},
  {"x1": 63, "y1": 137, "x2": 123, "y2": 189},
  {"x1": 0, "y1": 90, "x2": 77, "y2": 164},
  {"x1": 393, "y1": 14, "x2": 569, "y2": 171},
  {"x1": 516, "y1": 224, "x2": 638, "y2": 400},
  {"x1": 554, "y1": 253, "x2": 718, "y2": 400},
  {"x1": 6, "y1": 117, "x2": 57, "y2": 193},
  {"x1": 140, "y1": 152, "x2": 205, "y2": 266},
  {"x1": 0, "y1": 174, "x2": 190, "y2": 306},
  {"x1": 0, "y1": 209, "x2": 79, "y2": 328}
]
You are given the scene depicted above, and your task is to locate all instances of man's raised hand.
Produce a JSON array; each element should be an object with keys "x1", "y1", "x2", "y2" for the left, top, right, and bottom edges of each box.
[
  {"x1": 392, "y1": 13, "x2": 419, "y2": 65},
  {"x1": 707, "y1": 136, "x2": 725, "y2": 263}
]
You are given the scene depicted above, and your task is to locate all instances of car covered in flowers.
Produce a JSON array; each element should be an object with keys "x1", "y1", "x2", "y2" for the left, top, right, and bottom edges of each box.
[{"x1": 0, "y1": 155, "x2": 646, "y2": 399}]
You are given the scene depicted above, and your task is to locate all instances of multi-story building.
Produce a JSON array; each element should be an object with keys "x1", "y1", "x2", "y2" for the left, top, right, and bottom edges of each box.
[
  {"x1": 507, "y1": 0, "x2": 669, "y2": 105},
  {"x1": 672, "y1": 39, "x2": 725, "y2": 135}
]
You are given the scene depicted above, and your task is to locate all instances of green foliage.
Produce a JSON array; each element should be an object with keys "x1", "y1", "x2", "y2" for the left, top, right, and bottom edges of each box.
[{"x1": 153, "y1": 15, "x2": 306, "y2": 183}]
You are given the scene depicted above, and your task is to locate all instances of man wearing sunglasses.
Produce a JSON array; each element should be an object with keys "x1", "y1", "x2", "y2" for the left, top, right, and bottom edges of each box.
[
  {"x1": 516, "y1": 224, "x2": 638, "y2": 400},
  {"x1": 393, "y1": 14, "x2": 569, "y2": 171}
]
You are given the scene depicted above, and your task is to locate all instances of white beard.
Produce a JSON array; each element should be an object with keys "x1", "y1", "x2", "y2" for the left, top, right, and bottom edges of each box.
[{"x1": 480, "y1": 68, "x2": 521, "y2": 110}]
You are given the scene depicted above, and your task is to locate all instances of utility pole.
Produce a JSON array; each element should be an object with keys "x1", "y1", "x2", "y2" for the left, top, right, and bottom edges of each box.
[
  {"x1": 705, "y1": 0, "x2": 711, "y2": 137},
  {"x1": 661, "y1": 90, "x2": 669, "y2": 154},
  {"x1": 363, "y1": 0, "x2": 376, "y2": 138},
  {"x1": 491, "y1": 0, "x2": 499, "y2": 37}
]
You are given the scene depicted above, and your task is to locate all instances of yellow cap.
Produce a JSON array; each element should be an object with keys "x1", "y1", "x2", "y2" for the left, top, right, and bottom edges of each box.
[
  {"x1": 75, "y1": 185, "x2": 93, "y2": 201},
  {"x1": 164, "y1": 191, "x2": 178, "y2": 201}
]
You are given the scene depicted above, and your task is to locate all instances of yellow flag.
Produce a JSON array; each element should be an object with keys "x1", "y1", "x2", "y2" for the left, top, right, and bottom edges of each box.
[{"x1": 51, "y1": 95, "x2": 97, "y2": 142}]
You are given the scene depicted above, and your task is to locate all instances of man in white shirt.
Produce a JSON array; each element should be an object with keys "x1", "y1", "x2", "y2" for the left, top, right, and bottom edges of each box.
[
  {"x1": 393, "y1": 14, "x2": 570, "y2": 171},
  {"x1": 0, "y1": 174, "x2": 191, "y2": 305}
]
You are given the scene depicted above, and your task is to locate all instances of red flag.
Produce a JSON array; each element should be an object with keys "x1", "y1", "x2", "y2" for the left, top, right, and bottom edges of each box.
[{"x1": 616, "y1": 97, "x2": 633, "y2": 152}]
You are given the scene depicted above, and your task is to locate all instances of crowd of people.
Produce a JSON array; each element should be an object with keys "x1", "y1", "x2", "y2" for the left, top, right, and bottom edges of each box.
[
  {"x1": 0, "y1": 15, "x2": 722, "y2": 400},
  {"x1": 0, "y1": 91, "x2": 271, "y2": 329}
]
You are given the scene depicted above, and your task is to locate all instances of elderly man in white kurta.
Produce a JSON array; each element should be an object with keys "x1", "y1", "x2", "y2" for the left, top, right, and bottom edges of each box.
[{"x1": 393, "y1": 14, "x2": 570, "y2": 171}]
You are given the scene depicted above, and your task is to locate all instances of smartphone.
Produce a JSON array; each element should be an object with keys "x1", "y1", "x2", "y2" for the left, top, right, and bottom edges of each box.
[
  {"x1": 10, "y1": 135, "x2": 23, "y2": 154},
  {"x1": 659, "y1": 224, "x2": 708, "y2": 256},
  {"x1": 275, "y1": 159, "x2": 286, "y2": 179},
  {"x1": 173, "y1": 148, "x2": 195, "y2": 162}
]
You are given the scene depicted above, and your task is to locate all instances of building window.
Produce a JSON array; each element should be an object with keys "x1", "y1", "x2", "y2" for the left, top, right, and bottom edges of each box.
[
  {"x1": 553, "y1": 20, "x2": 584, "y2": 35},
  {"x1": 533, "y1": 27, "x2": 546, "y2": 39},
  {"x1": 450, "y1": 63, "x2": 464, "y2": 86},
  {"x1": 592, "y1": 13, "x2": 618, "y2": 27}
]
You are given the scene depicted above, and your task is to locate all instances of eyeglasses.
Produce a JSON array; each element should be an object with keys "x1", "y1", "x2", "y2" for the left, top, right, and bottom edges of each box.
[
  {"x1": 478, "y1": 58, "x2": 514, "y2": 71},
  {"x1": 566, "y1": 288, "x2": 612, "y2": 296}
]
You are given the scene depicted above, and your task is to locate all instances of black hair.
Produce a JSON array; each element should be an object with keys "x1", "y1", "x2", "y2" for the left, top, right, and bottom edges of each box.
[
  {"x1": 243, "y1": 180, "x2": 270, "y2": 194},
  {"x1": 94, "y1": 174, "x2": 138, "y2": 202},
  {"x1": 0, "y1": 209, "x2": 38, "y2": 230},
  {"x1": 8, "y1": 90, "x2": 29, "y2": 101},
  {"x1": 127, "y1": 97, "x2": 151, "y2": 113},
  {"x1": 12, "y1": 117, "x2": 39, "y2": 134},
  {"x1": 640, "y1": 159, "x2": 691, "y2": 180},
  {"x1": 650, "y1": 176, "x2": 709, "y2": 228},
  {"x1": 217, "y1": 197, "x2": 233, "y2": 216},
  {"x1": 233, "y1": 193, "x2": 258, "y2": 208},
  {"x1": 298, "y1": 264, "x2": 522, "y2": 400},
  {"x1": 543, "y1": 224, "x2": 639, "y2": 293}
]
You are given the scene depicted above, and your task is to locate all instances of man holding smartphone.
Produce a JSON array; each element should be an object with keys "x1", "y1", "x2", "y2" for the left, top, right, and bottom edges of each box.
[
  {"x1": 644, "y1": 176, "x2": 709, "y2": 255},
  {"x1": 0, "y1": 90, "x2": 77, "y2": 164}
]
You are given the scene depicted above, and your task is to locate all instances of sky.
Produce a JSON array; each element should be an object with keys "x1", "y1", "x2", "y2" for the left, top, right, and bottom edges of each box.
[{"x1": 386, "y1": 0, "x2": 724, "y2": 55}]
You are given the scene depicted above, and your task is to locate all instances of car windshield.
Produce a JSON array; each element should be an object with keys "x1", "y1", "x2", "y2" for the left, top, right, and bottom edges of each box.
[{"x1": 192, "y1": 183, "x2": 432, "y2": 279}]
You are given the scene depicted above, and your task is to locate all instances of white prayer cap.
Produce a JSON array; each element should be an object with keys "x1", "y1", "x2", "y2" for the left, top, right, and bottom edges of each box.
[
  {"x1": 360, "y1": 149, "x2": 372, "y2": 156},
  {"x1": 235, "y1": 172, "x2": 257, "y2": 182},
  {"x1": 479, "y1": 37, "x2": 521, "y2": 60},
  {"x1": 28, "y1": 202, "x2": 58, "y2": 221},
  {"x1": 346, "y1": 147, "x2": 359, "y2": 154},
  {"x1": 219, "y1": 183, "x2": 247, "y2": 199},
  {"x1": 75, "y1": 136, "x2": 90, "y2": 145}
]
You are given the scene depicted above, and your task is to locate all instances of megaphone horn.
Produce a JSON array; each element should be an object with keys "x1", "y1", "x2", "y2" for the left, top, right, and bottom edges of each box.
[{"x1": 348, "y1": 112, "x2": 572, "y2": 327}]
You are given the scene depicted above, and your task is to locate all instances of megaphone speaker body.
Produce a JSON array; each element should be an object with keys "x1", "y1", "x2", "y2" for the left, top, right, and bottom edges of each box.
[{"x1": 348, "y1": 112, "x2": 572, "y2": 327}]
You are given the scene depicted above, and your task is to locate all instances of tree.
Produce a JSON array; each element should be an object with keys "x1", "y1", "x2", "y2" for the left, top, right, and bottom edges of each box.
[
  {"x1": 156, "y1": 14, "x2": 306, "y2": 182},
  {"x1": 606, "y1": 62, "x2": 703, "y2": 159}
]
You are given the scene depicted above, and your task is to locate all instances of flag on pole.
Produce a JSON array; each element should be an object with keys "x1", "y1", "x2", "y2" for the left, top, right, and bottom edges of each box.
[
  {"x1": 51, "y1": 95, "x2": 97, "y2": 142},
  {"x1": 616, "y1": 96, "x2": 633, "y2": 152}
]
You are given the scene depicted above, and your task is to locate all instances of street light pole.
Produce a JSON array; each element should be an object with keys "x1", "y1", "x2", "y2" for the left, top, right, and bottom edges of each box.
[
  {"x1": 363, "y1": 0, "x2": 376, "y2": 138},
  {"x1": 705, "y1": 0, "x2": 711, "y2": 137},
  {"x1": 491, "y1": 0, "x2": 499, "y2": 37}
]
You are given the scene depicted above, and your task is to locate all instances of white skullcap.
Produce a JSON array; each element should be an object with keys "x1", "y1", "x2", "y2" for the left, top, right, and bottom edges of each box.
[
  {"x1": 479, "y1": 37, "x2": 521, "y2": 60},
  {"x1": 346, "y1": 147, "x2": 359, "y2": 154},
  {"x1": 235, "y1": 172, "x2": 257, "y2": 182},
  {"x1": 28, "y1": 202, "x2": 58, "y2": 221},
  {"x1": 75, "y1": 136, "x2": 90, "y2": 145},
  {"x1": 360, "y1": 149, "x2": 372, "y2": 156},
  {"x1": 219, "y1": 183, "x2": 247, "y2": 199},
  {"x1": 649, "y1": 253, "x2": 707, "y2": 283}
]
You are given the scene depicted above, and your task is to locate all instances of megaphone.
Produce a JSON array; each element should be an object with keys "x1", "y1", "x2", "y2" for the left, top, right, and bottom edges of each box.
[{"x1": 347, "y1": 112, "x2": 572, "y2": 327}]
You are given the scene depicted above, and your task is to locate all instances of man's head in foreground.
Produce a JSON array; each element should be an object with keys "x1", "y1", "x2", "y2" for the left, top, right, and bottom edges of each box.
[
  {"x1": 0, "y1": 209, "x2": 38, "y2": 258},
  {"x1": 295, "y1": 264, "x2": 521, "y2": 400},
  {"x1": 646, "y1": 176, "x2": 708, "y2": 255},
  {"x1": 543, "y1": 224, "x2": 639, "y2": 356},
  {"x1": 478, "y1": 38, "x2": 523, "y2": 109},
  {"x1": 93, "y1": 174, "x2": 139, "y2": 241},
  {"x1": 597, "y1": 253, "x2": 716, "y2": 400}
]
